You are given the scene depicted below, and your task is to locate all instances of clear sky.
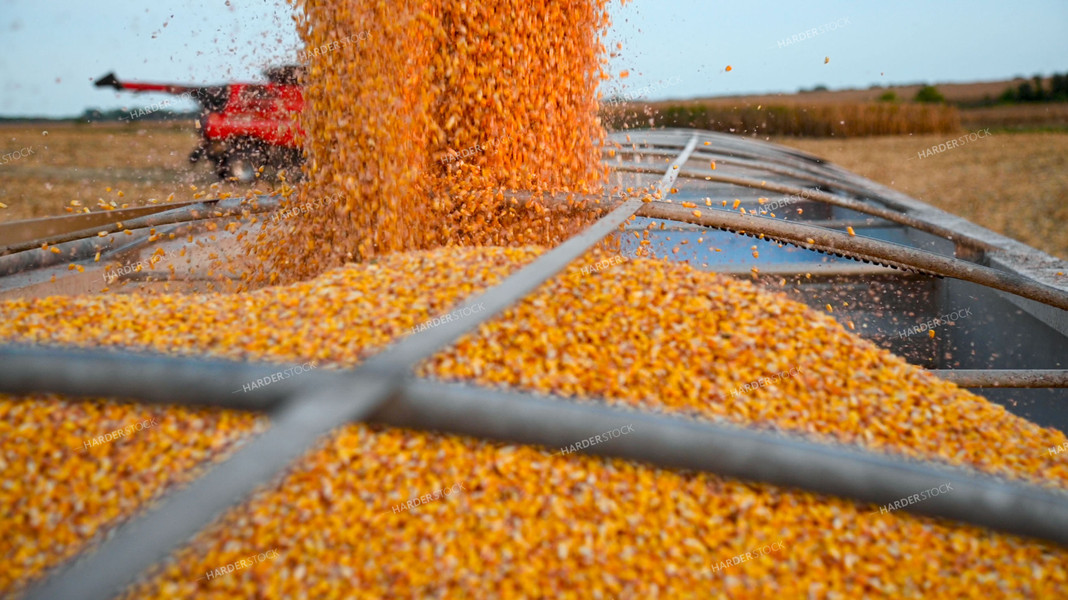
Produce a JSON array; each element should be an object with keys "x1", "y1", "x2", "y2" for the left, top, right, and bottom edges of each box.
[{"x1": 1, "y1": 0, "x2": 1065, "y2": 118}]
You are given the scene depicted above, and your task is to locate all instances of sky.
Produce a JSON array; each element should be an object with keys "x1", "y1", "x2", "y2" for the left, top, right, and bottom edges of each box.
[{"x1": 0, "y1": 0, "x2": 1065, "y2": 118}]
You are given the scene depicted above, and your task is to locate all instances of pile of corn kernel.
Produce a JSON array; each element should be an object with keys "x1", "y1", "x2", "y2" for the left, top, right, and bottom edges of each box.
[{"x1": 2, "y1": 246, "x2": 1067, "y2": 598}]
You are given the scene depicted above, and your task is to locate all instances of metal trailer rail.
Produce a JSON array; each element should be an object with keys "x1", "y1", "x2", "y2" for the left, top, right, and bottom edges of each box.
[
  {"x1": 0, "y1": 196, "x2": 281, "y2": 277},
  {"x1": 0, "y1": 130, "x2": 1065, "y2": 599},
  {"x1": 610, "y1": 130, "x2": 1068, "y2": 428}
]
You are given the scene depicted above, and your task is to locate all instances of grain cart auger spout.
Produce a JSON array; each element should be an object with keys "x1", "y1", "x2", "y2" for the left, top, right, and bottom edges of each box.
[{"x1": 93, "y1": 67, "x2": 305, "y2": 182}]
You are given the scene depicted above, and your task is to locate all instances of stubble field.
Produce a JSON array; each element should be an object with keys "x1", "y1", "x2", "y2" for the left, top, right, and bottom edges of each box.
[{"x1": 0, "y1": 121, "x2": 272, "y2": 222}]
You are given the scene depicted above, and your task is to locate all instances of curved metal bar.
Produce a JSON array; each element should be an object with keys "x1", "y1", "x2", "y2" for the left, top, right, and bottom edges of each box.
[
  {"x1": 0, "y1": 202, "x2": 200, "y2": 250},
  {"x1": 617, "y1": 164, "x2": 997, "y2": 251},
  {"x1": 608, "y1": 144, "x2": 873, "y2": 200},
  {"x1": 690, "y1": 151, "x2": 873, "y2": 197},
  {"x1": 0, "y1": 196, "x2": 280, "y2": 279},
  {"x1": 931, "y1": 370, "x2": 1068, "y2": 388},
  {"x1": 636, "y1": 202, "x2": 1068, "y2": 311},
  {"x1": 1, "y1": 196, "x2": 278, "y2": 257},
  {"x1": 610, "y1": 129, "x2": 834, "y2": 174}
]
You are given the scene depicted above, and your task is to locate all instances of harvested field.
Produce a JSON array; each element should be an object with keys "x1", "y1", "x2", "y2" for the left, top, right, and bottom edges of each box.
[{"x1": 0, "y1": 122, "x2": 273, "y2": 223}]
